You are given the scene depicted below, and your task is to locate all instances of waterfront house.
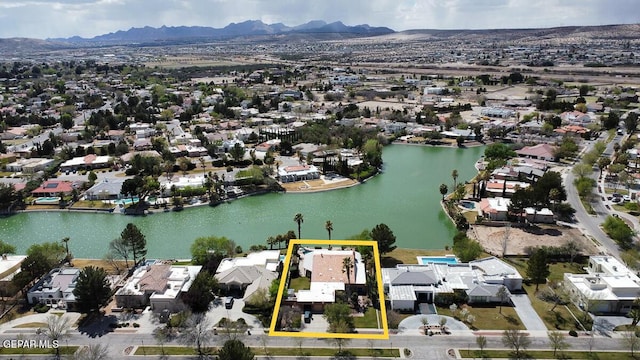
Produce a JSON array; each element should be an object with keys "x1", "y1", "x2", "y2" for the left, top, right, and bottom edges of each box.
[
  {"x1": 84, "y1": 178, "x2": 126, "y2": 201},
  {"x1": 214, "y1": 250, "x2": 280, "y2": 299},
  {"x1": 31, "y1": 180, "x2": 74, "y2": 197},
  {"x1": 278, "y1": 165, "x2": 320, "y2": 183},
  {"x1": 293, "y1": 249, "x2": 367, "y2": 312},
  {"x1": 382, "y1": 257, "x2": 521, "y2": 311},
  {"x1": 115, "y1": 263, "x2": 202, "y2": 313},
  {"x1": 27, "y1": 268, "x2": 80, "y2": 310},
  {"x1": 479, "y1": 197, "x2": 511, "y2": 221}
]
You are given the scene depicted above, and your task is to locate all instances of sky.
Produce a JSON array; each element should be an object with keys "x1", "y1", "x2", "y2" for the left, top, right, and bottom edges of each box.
[{"x1": 0, "y1": 0, "x2": 638, "y2": 39}]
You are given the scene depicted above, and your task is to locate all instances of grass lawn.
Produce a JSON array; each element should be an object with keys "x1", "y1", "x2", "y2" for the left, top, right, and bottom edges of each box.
[
  {"x1": 460, "y1": 349, "x2": 635, "y2": 359},
  {"x1": 136, "y1": 346, "x2": 399, "y2": 357},
  {"x1": 437, "y1": 305, "x2": 524, "y2": 330},
  {"x1": 72, "y1": 259, "x2": 128, "y2": 275},
  {"x1": 604, "y1": 187, "x2": 629, "y2": 195},
  {"x1": 353, "y1": 307, "x2": 381, "y2": 328},
  {"x1": 289, "y1": 276, "x2": 310, "y2": 291},
  {"x1": 505, "y1": 258, "x2": 590, "y2": 331},
  {"x1": 69, "y1": 200, "x2": 115, "y2": 209}
]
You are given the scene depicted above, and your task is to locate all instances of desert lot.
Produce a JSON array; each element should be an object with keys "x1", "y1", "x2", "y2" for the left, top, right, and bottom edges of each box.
[{"x1": 471, "y1": 224, "x2": 598, "y2": 256}]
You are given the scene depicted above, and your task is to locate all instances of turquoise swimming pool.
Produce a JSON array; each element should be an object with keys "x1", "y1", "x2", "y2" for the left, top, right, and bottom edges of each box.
[
  {"x1": 417, "y1": 256, "x2": 459, "y2": 265},
  {"x1": 34, "y1": 197, "x2": 61, "y2": 204},
  {"x1": 113, "y1": 198, "x2": 140, "y2": 206}
]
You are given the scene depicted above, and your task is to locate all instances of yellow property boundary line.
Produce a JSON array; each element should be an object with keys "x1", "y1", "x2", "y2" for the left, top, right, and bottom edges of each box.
[{"x1": 268, "y1": 239, "x2": 389, "y2": 339}]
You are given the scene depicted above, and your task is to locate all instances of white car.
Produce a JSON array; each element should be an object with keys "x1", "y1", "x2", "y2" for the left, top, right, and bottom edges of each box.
[{"x1": 623, "y1": 195, "x2": 632, "y2": 202}]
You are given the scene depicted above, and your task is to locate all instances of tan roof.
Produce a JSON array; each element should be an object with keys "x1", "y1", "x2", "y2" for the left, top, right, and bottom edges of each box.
[
  {"x1": 311, "y1": 253, "x2": 356, "y2": 283},
  {"x1": 138, "y1": 264, "x2": 171, "y2": 293}
]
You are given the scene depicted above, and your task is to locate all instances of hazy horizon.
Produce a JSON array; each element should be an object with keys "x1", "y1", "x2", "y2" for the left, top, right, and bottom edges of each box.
[{"x1": 0, "y1": 0, "x2": 638, "y2": 39}]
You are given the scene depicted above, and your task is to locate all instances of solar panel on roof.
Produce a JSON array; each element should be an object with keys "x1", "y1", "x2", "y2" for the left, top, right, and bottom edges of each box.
[{"x1": 45, "y1": 183, "x2": 59, "y2": 188}]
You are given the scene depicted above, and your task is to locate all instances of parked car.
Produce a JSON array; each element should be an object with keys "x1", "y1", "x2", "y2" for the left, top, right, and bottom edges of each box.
[
  {"x1": 304, "y1": 311, "x2": 312, "y2": 323},
  {"x1": 224, "y1": 297, "x2": 234, "y2": 309}
]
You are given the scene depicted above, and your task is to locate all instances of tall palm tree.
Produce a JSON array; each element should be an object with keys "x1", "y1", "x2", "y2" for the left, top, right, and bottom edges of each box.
[
  {"x1": 452, "y1": 169, "x2": 459, "y2": 189},
  {"x1": 325, "y1": 220, "x2": 333, "y2": 240},
  {"x1": 61, "y1": 237, "x2": 70, "y2": 262},
  {"x1": 342, "y1": 256, "x2": 354, "y2": 297},
  {"x1": 294, "y1": 213, "x2": 304, "y2": 239}
]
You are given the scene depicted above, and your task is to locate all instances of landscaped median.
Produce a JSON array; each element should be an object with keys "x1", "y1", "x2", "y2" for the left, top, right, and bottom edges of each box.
[
  {"x1": 0, "y1": 346, "x2": 79, "y2": 356},
  {"x1": 459, "y1": 349, "x2": 635, "y2": 359},
  {"x1": 134, "y1": 346, "x2": 400, "y2": 357}
]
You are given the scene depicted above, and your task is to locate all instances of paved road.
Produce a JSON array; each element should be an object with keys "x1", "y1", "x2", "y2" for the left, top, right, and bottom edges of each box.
[
  {"x1": 510, "y1": 294, "x2": 547, "y2": 331},
  {"x1": 563, "y1": 134, "x2": 622, "y2": 259}
]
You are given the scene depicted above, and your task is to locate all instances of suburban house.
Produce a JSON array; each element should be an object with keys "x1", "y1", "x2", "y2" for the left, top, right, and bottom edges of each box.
[
  {"x1": 290, "y1": 248, "x2": 367, "y2": 312},
  {"x1": 515, "y1": 144, "x2": 557, "y2": 162},
  {"x1": 278, "y1": 165, "x2": 320, "y2": 183},
  {"x1": 479, "y1": 197, "x2": 511, "y2": 221},
  {"x1": 60, "y1": 155, "x2": 112, "y2": 172},
  {"x1": 382, "y1": 257, "x2": 522, "y2": 311},
  {"x1": 84, "y1": 178, "x2": 126, "y2": 201},
  {"x1": 564, "y1": 256, "x2": 640, "y2": 314},
  {"x1": 214, "y1": 250, "x2": 281, "y2": 300},
  {"x1": 115, "y1": 263, "x2": 202, "y2": 313},
  {"x1": 31, "y1": 180, "x2": 75, "y2": 197},
  {"x1": 27, "y1": 268, "x2": 80, "y2": 310},
  {"x1": 6, "y1": 158, "x2": 55, "y2": 174}
]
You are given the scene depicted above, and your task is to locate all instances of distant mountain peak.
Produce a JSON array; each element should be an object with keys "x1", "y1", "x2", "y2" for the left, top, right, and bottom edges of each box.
[{"x1": 46, "y1": 19, "x2": 395, "y2": 43}]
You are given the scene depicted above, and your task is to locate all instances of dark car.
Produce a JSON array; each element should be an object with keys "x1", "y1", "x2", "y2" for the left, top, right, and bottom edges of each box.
[
  {"x1": 304, "y1": 311, "x2": 312, "y2": 323},
  {"x1": 224, "y1": 297, "x2": 234, "y2": 309}
]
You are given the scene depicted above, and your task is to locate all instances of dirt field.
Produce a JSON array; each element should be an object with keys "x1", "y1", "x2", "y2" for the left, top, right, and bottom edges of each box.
[
  {"x1": 280, "y1": 178, "x2": 358, "y2": 193},
  {"x1": 470, "y1": 224, "x2": 598, "y2": 256}
]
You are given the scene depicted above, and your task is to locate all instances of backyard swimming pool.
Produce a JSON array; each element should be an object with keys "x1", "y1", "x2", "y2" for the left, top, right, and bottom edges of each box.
[
  {"x1": 33, "y1": 197, "x2": 61, "y2": 204},
  {"x1": 112, "y1": 198, "x2": 140, "y2": 206},
  {"x1": 459, "y1": 200, "x2": 476, "y2": 209},
  {"x1": 417, "y1": 255, "x2": 459, "y2": 265}
]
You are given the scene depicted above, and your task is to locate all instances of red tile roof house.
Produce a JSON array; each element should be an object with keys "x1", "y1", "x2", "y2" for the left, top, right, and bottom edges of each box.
[
  {"x1": 515, "y1": 144, "x2": 558, "y2": 162},
  {"x1": 31, "y1": 180, "x2": 74, "y2": 197}
]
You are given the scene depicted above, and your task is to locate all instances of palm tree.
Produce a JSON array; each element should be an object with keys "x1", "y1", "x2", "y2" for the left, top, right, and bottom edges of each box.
[
  {"x1": 294, "y1": 213, "x2": 304, "y2": 239},
  {"x1": 452, "y1": 169, "x2": 459, "y2": 189},
  {"x1": 61, "y1": 237, "x2": 70, "y2": 262},
  {"x1": 325, "y1": 220, "x2": 333, "y2": 240},
  {"x1": 439, "y1": 184, "x2": 448, "y2": 201},
  {"x1": 342, "y1": 256, "x2": 354, "y2": 297}
]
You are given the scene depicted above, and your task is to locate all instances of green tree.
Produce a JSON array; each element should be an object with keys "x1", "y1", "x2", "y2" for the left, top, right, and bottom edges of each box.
[
  {"x1": 451, "y1": 169, "x2": 459, "y2": 189},
  {"x1": 218, "y1": 339, "x2": 255, "y2": 360},
  {"x1": 325, "y1": 220, "x2": 333, "y2": 240},
  {"x1": 526, "y1": 248, "x2": 550, "y2": 291},
  {"x1": 603, "y1": 215, "x2": 635, "y2": 250},
  {"x1": 476, "y1": 335, "x2": 487, "y2": 358},
  {"x1": 324, "y1": 303, "x2": 355, "y2": 333},
  {"x1": 370, "y1": 223, "x2": 397, "y2": 255},
  {"x1": 120, "y1": 176, "x2": 145, "y2": 205},
  {"x1": 120, "y1": 223, "x2": 147, "y2": 266},
  {"x1": 73, "y1": 266, "x2": 111, "y2": 314},
  {"x1": 452, "y1": 232, "x2": 482, "y2": 262},
  {"x1": 484, "y1": 143, "x2": 516, "y2": 160},
  {"x1": 60, "y1": 113, "x2": 74, "y2": 130},
  {"x1": 626, "y1": 111, "x2": 639, "y2": 134},
  {"x1": 229, "y1": 143, "x2": 246, "y2": 163},
  {"x1": 87, "y1": 171, "x2": 97, "y2": 186},
  {"x1": 0, "y1": 240, "x2": 16, "y2": 255},
  {"x1": 497, "y1": 285, "x2": 509, "y2": 314},
  {"x1": 182, "y1": 271, "x2": 218, "y2": 313},
  {"x1": 439, "y1": 183, "x2": 448, "y2": 201},
  {"x1": 294, "y1": 213, "x2": 304, "y2": 239},
  {"x1": 0, "y1": 183, "x2": 17, "y2": 212},
  {"x1": 342, "y1": 256, "x2": 354, "y2": 297},
  {"x1": 190, "y1": 236, "x2": 235, "y2": 264}
]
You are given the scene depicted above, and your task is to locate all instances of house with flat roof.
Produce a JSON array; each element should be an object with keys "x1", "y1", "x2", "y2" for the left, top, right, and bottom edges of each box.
[
  {"x1": 382, "y1": 257, "x2": 522, "y2": 311},
  {"x1": 564, "y1": 256, "x2": 640, "y2": 314},
  {"x1": 60, "y1": 155, "x2": 112, "y2": 172},
  {"x1": 115, "y1": 263, "x2": 202, "y2": 313},
  {"x1": 27, "y1": 268, "x2": 80, "y2": 310},
  {"x1": 278, "y1": 165, "x2": 320, "y2": 183}
]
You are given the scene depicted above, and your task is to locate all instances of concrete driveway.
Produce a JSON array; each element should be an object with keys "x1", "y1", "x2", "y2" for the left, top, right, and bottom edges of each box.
[
  {"x1": 511, "y1": 293, "x2": 547, "y2": 331},
  {"x1": 593, "y1": 315, "x2": 632, "y2": 335},
  {"x1": 205, "y1": 298, "x2": 262, "y2": 330}
]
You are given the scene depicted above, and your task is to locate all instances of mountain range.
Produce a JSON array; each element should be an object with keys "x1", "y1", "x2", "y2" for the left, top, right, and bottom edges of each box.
[{"x1": 48, "y1": 20, "x2": 395, "y2": 43}]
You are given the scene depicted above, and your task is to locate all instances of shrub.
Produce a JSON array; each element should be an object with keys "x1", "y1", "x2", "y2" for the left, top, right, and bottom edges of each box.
[
  {"x1": 568, "y1": 330, "x2": 578, "y2": 337},
  {"x1": 33, "y1": 303, "x2": 49, "y2": 313}
]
